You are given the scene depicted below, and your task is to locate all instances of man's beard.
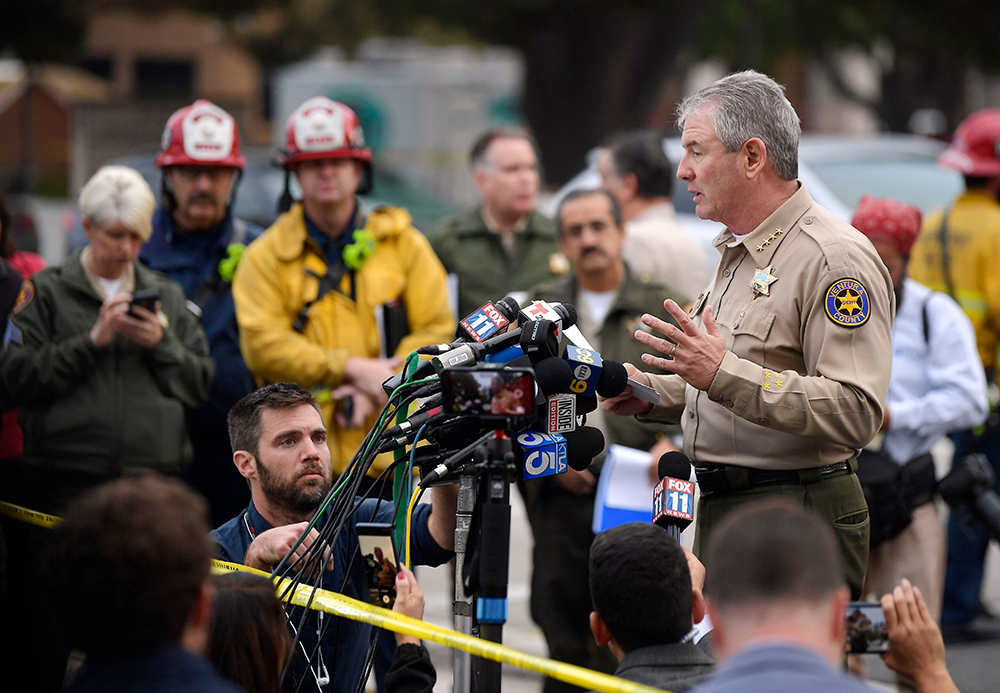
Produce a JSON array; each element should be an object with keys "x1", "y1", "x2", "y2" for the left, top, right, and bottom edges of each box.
[{"x1": 256, "y1": 456, "x2": 332, "y2": 517}]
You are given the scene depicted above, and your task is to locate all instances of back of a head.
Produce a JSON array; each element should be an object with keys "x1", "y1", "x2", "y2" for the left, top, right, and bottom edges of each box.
[
  {"x1": 590, "y1": 523, "x2": 693, "y2": 652},
  {"x1": 675, "y1": 70, "x2": 801, "y2": 182},
  {"x1": 209, "y1": 572, "x2": 291, "y2": 693},
  {"x1": 703, "y1": 499, "x2": 844, "y2": 615},
  {"x1": 48, "y1": 474, "x2": 212, "y2": 656},
  {"x1": 604, "y1": 130, "x2": 674, "y2": 200}
]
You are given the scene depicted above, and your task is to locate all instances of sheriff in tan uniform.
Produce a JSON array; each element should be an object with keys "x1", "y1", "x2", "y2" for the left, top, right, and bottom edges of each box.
[{"x1": 601, "y1": 71, "x2": 894, "y2": 597}]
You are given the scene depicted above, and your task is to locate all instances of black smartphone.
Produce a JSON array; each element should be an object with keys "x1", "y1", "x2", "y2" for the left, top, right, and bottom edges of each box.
[
  {"x1": 439, "y1": 366, "x2": 535, "y2": 421},
  {"x1": 845, "y1": 601, "x2": 890, "y2": 653},
  {"x1": 356, "y1": 523, "x2": 399, "y2": 608},
  {"x1": 128, "y1": 288, "x2": 160, "y2": 317}
]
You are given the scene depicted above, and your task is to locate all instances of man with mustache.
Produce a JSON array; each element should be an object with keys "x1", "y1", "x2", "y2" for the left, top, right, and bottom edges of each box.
[
  {"x1": 140, "y1": 100, "x2": 263, "y2": 527},
  {"x1": 523, "y1": 188, "x2": 689, "y2": 693},
  {"x1": 213, "y1": 383, "x2": 457, "y2": 693}
]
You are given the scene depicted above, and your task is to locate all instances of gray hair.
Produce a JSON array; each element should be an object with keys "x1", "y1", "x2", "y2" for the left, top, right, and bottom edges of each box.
[
  {"x1": 79, "y1": 166, "x2": 156, "y2": 241},
  {"x1": 676, "y1": 70, "x2": 800, "y2": 181}
]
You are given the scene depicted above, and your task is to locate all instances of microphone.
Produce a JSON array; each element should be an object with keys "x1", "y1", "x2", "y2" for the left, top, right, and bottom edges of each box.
[
  {"x1": 520, "y1": 300, "x2": 578, "y2": 337},
  {"x1": 517, "y1": 426, "x2": 606, "y2": 480},
  {"x1": 430, "y1": 326, "x2": 525, "y2": 370},
  {"x1": 534, "y1": 357, "x2": 573, "y2": 395},
  {"x1": 652, "y1": 451, "x2": 695, "y2": 540},
  {"x1": 597, "y1": 360, "x2": 628, "y2": 398},
  {"x1": 376, "y1": 405, "x2": 451, "y2": 453},
  {"x1": 564, "y1": 346, "x2": 629, "y2": 399},
  {"x1": 564, "y1": 426, "x2": 605, "y2": 470},
  {"x1": 520, "y1": 319, "x2": 560, "y2": 363},
  {"x1": 382, "y1": 393, "x2": 444, "y2": 438},
  {"x1": 419, "y1": 296, "x2": 520, "y2": 354}
]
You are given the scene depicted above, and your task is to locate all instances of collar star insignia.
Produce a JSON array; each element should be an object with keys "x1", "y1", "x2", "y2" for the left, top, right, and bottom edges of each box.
[
  {"x1": 756, "y1": 227, "x2": 783, "y2": 252},
  {"x1": 750, "y1": 265, "x2": 778, "y2": 298}
]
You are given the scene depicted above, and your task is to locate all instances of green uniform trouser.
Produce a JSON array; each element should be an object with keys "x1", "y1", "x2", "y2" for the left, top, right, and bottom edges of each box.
[
  {"x1": 518, "y1": 481, "x2": 618, "y2": 693},
  {"x1": 692, "y1": 467, "x2": 870, "y2": 600}
]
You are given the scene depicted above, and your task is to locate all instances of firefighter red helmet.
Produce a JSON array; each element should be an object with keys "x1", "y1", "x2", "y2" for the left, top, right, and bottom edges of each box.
[
  {"x1": 281, "y1": 96, "x2": 373, "y2": 168},
  {"x1": 155, "y1": 100, "x2": 247, "y2": 170},
  {"x1": 939, "y1": 109, "x2": 1000, "y2": 177}
]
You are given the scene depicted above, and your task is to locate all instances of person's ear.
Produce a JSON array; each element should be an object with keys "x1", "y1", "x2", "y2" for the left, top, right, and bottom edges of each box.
[
  {"x1": 590, "y1": 611, "x2": 611, "y2": 647},
  {"x1": 622, "y1": 172, "x2": 640, "y2": 201},
  {"x1": 705, "y1": 598, "x2": 726, "y2": 655},
  {"x1": 233, "y1": 450, "x2": 257, "y2": 480},
  {"x1": 743, "y1": 138, "x2": 768, "y2": 179},
  {"x1": 473, "y1": 167, "x2": 489, "y2": 196},
  {"x1": 692, "y1": 587, "x2": 707, "y2": 624},
  {"x1": 830, "y1": 585, "x2": 850, "y2": 644}
]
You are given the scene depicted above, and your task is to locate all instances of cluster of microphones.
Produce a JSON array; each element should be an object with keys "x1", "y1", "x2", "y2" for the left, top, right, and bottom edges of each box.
[
  {"x1": 376, "y1": 294, "x2": 699, "y2": 538},
  {"x1": 376, "y1": 295, "x2": 628, "y2": 485}
]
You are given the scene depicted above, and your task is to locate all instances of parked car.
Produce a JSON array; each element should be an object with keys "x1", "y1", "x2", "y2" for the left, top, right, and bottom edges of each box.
[
  {"x1": 550, "y1": 133, "x2": 964, "y2": 257},
  {"x1": 69, "y1": 147, "x2": 457, "y2": 250}
]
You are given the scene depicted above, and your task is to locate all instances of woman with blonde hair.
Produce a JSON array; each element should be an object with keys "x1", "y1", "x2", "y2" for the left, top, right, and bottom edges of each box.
[{"x1": 2, "y1": 164, "x2": 215, "y2": 512}]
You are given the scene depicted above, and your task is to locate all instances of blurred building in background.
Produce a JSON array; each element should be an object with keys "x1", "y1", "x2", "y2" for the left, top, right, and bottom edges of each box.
[
  {"x1": 273, "y1": 38, "x2": 525, "y2": 208},
  {"x1": 69, "y1": 7, "x2": 270, "y2": 196}
]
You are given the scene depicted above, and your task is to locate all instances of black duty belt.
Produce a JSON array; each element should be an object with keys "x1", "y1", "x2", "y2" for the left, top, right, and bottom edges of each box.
[
  {"x1": 695, "y1": 459, "x2": 855, "y2": 494},
  {"x1": 900, "y1": 453, "x2": 936, "y2": 509}
]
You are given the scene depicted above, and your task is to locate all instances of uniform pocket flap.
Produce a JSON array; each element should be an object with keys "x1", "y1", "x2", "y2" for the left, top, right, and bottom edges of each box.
[{"x1": 731, "y1": 305, "x2": 776, "y2": 341}]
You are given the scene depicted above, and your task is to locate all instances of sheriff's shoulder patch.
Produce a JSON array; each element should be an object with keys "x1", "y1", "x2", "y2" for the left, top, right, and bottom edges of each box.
[
  {"x1": 824, "y1": 278, "x2": 870, "y2": 328},
  {"x1": 12, "y1": 280, "x2": 33, "y2": 315}
]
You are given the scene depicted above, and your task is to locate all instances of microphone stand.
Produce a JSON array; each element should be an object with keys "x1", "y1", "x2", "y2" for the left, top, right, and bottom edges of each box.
[
  {"x1": 451, "y1": 434, "x2": 515, "y2": 693},
  {"x1": 452, "y1": 473, "x2": 477, "y2": 693}
]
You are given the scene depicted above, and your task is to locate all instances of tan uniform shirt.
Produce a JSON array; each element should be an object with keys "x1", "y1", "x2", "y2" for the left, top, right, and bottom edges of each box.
[
  {"x1": 622, "y1": 201, "x2": 712, "y2": 300},
  {"x1": 640, "y1": 185, "x2": 895, "y2": 470}
]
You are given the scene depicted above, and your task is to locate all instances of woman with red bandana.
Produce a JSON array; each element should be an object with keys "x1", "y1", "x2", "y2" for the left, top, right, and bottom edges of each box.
[{"x1": 852, "y1": 195, "x2": 988, "y2": 621}]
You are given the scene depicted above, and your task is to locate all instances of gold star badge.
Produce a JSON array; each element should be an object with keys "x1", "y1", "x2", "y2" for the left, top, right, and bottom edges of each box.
[{"x1": 750, "y1": 266, "x2": 778, "y2": 299}]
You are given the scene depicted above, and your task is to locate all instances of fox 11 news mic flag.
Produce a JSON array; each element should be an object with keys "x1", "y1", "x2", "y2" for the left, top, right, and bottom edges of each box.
[
  {"x1": 418, "y1": 296, "x2": 520, "y2": 355},
  {"x1": 653, "y1": 451, "x2": 695, "y2": 541}
]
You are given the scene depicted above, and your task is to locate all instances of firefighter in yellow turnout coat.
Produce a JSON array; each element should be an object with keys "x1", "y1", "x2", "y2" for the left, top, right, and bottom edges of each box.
[{"x1": 233, "y1": 97, "x2": 454, "y2": 478}]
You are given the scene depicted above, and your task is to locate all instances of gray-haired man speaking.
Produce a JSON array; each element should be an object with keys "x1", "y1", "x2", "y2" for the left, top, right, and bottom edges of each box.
[{"x1": 601, "y1": 71, "x2": 895, "y2": 597}]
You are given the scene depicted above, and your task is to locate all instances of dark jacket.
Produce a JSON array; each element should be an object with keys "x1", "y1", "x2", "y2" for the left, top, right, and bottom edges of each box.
[
  {"x1": 384, "y1": 643, "x2": 436, "y2": 693},
  {"x1": 611, "y1": 642, "x2": 715, "y2": 692},
  {"x1": 140, "y1": 207, "x2": 262, "y2": 439},
  {"x1": 68, "y1": 644, "x2": 243, "y2": 693},
  {"x1": 428, "y1": 207, "x2": 563, "y2": 319},
  {"x1": 1, "y1": 249, "x2": 214, "y2": 478},
  {"x1": 530, "y1": 266, "x2": 688, "y2": 452}
]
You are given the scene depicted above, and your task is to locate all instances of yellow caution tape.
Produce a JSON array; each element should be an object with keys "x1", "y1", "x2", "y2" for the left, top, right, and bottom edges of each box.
[
  {"x1": 0, "y1": 500, "x2": 61, "y2": 529},
  {"x1": 1, "y1": 500, "x2": 672, "y2": 693},
  {"x1": 211, "y1": 559, "x2": 669, "y2": 693}
]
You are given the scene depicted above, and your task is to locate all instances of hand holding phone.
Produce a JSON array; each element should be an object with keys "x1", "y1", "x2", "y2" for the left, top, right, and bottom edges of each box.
[
  {"x1": 845, "y1": 601, "x2": 890, "y2": 654},
  {"x1": 128, "y1": 288, "x2": 160, "y2": 317},
  {"x1": 357, "y1": 523, "x2": 399, "y2": 608}
]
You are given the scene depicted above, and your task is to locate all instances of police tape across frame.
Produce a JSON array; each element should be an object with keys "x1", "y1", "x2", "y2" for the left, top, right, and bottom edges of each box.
[{"x1": 0, "y1": 500, "x2": 671, "y2": 693}]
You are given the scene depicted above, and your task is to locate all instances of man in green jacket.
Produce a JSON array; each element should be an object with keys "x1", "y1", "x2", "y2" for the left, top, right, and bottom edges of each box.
[
  {"x1": 428, "y1": 127, "x2": 568, "y2": 319},
  {"x1": 524, "y1": 188, "x2": 689, "y2": 693}
]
